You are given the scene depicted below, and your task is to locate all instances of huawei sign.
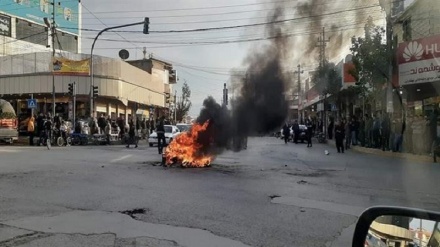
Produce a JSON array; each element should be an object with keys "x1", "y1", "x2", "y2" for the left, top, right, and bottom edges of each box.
[
  {"x1": 403, "y1": 41, "x2": 423, "y2": 62},
  {"x1": 397, "y1": 35, "x2": 440, "y2": 86},
  {"x1": 398, "y1": 35, "x2": 440, "y2": 64}
]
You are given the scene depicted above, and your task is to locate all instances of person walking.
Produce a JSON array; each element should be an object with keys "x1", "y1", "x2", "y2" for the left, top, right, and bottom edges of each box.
[
  {"x1": 156, "y1": 117, "x2": 166, "y2": 154},
  {"x1": 282, "y1": 123, "x2": 290, "y2": 144},
  {"x1": 373, "y1": 114, "x2": 381, "y2": 148},
  {"x1": 27, "y1": 115, "x2": 35, "y2": 146},
  {"x1": 126, "y1": 119, "x2": 137, "y2": 148},
  {"x1": 306, "y1": 119, "x2": 313, "y2": 147},
  {"x1": 335, "y1": 121, "x2": 345, "y2": 153}
]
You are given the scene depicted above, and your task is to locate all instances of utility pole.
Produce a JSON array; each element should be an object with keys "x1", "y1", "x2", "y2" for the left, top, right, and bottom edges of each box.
[
  {"x1": 51, "y1": 0, "x2": 56, "y2": 118},
  {"x1": 73, "y1": 81, "x2": 76, "y2": 125},
  {"x1": 174, "y1": 90, "x2": 177, "y2": 123},
  {"x1": 316, "y1": 27, "x2": 330, "y2": 138},
  {"x1": 294, "y1": 64, "x2": 303, "y2": 122},
  {"x1": 222, "y1": 83, "x2": 228, "y2": 107}
]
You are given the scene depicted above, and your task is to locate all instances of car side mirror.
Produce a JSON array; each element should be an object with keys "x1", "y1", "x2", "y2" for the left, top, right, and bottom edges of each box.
[{"x1": 352, "y1": 206, "x2": 440, "y2": 247}]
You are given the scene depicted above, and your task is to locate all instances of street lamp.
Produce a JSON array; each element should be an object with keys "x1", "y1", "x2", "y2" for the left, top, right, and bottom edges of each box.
[{"x1": 89, "y1": 18, "x2": 149, "y2": 118}]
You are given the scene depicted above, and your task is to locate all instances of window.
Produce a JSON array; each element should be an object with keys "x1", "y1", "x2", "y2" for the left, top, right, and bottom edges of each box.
[
  {"x1": 0, "y1": 14, "x2": 11, "y2": 37},
  {"x1": 15, "y1": 19, "x2": 47, "y2": 46},
  {"x1": 54, "y1": 31, "x2": 78, "y2": 53},
  {"x1": 402, "y1": 18, "x2": 412, "y2": 41}
]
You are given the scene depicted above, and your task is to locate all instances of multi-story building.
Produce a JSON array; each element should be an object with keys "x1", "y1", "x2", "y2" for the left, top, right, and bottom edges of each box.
[
  {"x1": 0, "y1": 0, "x2": 80, "y2": 55},
  {"x1": 393, "y1": 0, "x2": 440, "y2": 117},
  {"x1": 0, "y1": 1, "x2": 176, "y2": 123}
]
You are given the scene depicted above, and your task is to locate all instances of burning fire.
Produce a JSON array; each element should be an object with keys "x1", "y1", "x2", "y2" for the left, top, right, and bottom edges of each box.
[{"x1": 165, "y1": 121, "x2": 213, "y2": 167}]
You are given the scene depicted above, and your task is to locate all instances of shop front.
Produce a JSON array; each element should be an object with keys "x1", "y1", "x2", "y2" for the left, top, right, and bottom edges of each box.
[{"x1": 397, "y1": 34, "x2": 440, "y2": 154}]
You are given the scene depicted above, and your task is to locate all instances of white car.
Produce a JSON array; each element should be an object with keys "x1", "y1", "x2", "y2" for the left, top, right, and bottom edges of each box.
[
  {"x1": 176, "y1": 123, "x2": 192, "y2": 132},
  {"x1": 148, "y1": 125, "x2": 180, "y2": 147}
]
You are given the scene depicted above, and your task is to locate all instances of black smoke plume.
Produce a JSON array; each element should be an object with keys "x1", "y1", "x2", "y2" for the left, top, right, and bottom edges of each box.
[{"x1": 195, "y1": 6, "x2": 289, "y2": 152}]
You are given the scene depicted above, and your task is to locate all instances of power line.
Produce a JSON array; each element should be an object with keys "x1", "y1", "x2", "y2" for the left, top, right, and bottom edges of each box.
[
  {"x1": 81, "y1": 2, "x2": 139, "y2": 51},
  {"x1": 59, "y1": 4, "x2": 381, "y2": 34}
]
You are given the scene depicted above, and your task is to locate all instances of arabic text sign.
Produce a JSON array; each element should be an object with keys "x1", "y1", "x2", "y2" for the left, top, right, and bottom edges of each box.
[
  {"x1": 52, "y1": 57, "x2": 90, "y2": 76},
  {"x1": 398, "y1": 35, "x2": 440, "y2": 85},
  {"x1": 0, "y1": 0, "x2": 79, "y2": 35}
]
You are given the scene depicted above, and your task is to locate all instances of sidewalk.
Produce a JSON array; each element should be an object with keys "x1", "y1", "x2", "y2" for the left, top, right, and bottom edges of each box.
[{"x1": 325, "y1": 139, "x2": 434, "y2": 163}]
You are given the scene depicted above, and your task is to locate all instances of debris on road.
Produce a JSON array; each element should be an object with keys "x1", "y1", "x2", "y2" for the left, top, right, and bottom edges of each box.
[
  {"x1": 297, "y1": 180, "x2": 308, "y2": 184},
  {"x1": 269, "y1": 195, "x2": 280, "y2": 199},
  {"x1": 119, "y1": 208, "x2": 148, "y2": 219}
]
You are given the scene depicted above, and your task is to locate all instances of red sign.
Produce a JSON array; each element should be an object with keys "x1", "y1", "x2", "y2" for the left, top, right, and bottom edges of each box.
[
  {"x1": 397, "y1": 35, "x2": 440, "y2": 86},
  {"x1": 343, "y1": 63, "x2": 356, "y2": 84}
]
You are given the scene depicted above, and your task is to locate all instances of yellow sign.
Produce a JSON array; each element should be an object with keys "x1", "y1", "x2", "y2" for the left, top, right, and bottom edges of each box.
[{"x1": 52, "y1": 57, "x2": 90, "y2": 76}]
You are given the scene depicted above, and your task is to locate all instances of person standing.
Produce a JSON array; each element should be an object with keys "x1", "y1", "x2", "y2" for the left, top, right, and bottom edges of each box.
[
  {"x1": 350, "y1": 117, "x2": 358, "y2": 146},
  {"x1": 126, "y1": 119, "x2": 137, "y2": 148},
  {"x1": 345, "y1": 118, "x2": 351, "y2": 150},
  {"x1": 27, "y1": 115, "x2": 35, "y2": 146},
  {"x1": 306, "y1": 119, "x2": 313, "y2": 147},
  {"x1": 282, "y1": 123, "x2": 290, "y2": 144},
  {"x1": 373, "y1": 114, "x2": 381, "y2": 148},
  {"x1": 335, "y1": 121, "x2": 345, "y2": 153},
  {"x1": 156, "y1": 117, "x2": 166, "y2": 154},
  {"x1": 328, "y1": 118, "x2": 334, "y2": 140},
  {"x1": 105, "y1": 120, "x2": 111, "y2": 145},
  {"x1": 150, "y1": 119, "x2": 155, "y2": 134},
  {"x1": 292, "y1": 120, "x2": 300, "y2": 144},
  {"x1": 381, "y1": 113, "x2": 391, "y2": 151}
]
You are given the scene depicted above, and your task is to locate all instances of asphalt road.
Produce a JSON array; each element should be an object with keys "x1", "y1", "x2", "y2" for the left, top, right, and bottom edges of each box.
[{"x1": 0, "y1": 137, "x2": 439, "y2": 247}]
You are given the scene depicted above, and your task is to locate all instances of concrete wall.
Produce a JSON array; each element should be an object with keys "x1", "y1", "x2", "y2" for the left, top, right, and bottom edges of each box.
[{"x1": 393, "y1": 0, "x2": 440, "y2": 43}]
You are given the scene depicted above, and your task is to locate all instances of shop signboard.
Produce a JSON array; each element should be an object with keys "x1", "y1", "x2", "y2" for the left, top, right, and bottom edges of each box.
[
  {"x1": 397, "y1": 35, "x2": 440, "y2": 86},
  {"x1": 0, "y1": 0, "x2": 79, "y2": 35},
  {"x1": 52, "y1": 57, "x2": 90, "y2": 76}
]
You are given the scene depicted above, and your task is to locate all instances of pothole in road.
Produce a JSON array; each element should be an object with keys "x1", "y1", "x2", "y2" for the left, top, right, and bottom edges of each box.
[{"x1": 119, "y1": 208, "x2": 149, "y2": 219}]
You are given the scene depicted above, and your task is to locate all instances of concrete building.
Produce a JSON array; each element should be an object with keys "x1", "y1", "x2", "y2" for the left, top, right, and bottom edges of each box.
[
  {"x1": 0, "y1": 0, "x2": 81, "y2": 55},
  {"x1": 0, "y1": 52, "x2": 176, "y2": 122},
  {"x1": 393, "y1": 0, "x2": 440, "y2": 116},
  {"x1": 0, "y1": 1, "x2": 176, "y2": 123}
]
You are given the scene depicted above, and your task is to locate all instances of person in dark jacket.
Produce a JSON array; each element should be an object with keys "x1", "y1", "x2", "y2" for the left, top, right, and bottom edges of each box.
[
  {"x1": 306, "y1": 119, "x2": 313, "y2": 147},
  {"x1": 156, "y1": 117, "x2": 166, "y2": 154},
  {"x1": 292, "y1": 120, "x2": 300, "y2": 144},
  {"x1": 126, "y1": 119, "x2": 137, "y2": 148},
  {"x1": 328, "y1": 119, "x2": 334, "y2": 140},
  {"x1": 335, "y1": 121, "x2": 345, "y2": 153},
  {"x1": 282, "y1": 123, "x2": 290, "y2": 144}
]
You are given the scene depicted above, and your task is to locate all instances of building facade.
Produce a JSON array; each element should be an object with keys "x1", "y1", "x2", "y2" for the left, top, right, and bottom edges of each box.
[{"x1": 0, "y1": 53, "x2": 175, "y2": 122}]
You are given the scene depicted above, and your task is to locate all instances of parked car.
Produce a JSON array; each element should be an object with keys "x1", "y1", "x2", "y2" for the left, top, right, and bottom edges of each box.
[
  {"x1": 148, "y1": 125, "x2": 180, "y2": 147},
  {"x1": 0, "y1": 99, "x2": 18, "y2": 144}
]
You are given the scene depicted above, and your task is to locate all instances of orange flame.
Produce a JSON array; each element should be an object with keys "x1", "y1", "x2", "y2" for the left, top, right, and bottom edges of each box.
[{"x1": 165, "y1": 121, "x2": 213, "y2": 167}]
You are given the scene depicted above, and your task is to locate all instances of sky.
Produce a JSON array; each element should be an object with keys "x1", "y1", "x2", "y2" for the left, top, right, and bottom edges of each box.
[{"x1": 78, "y1": 0, "x2": 400, "y2": 117}]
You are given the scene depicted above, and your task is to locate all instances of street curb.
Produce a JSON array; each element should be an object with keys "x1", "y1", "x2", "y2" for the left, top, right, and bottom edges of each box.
[{"x1": 325, "y1": 139, "x2": 434, "y2": 164}]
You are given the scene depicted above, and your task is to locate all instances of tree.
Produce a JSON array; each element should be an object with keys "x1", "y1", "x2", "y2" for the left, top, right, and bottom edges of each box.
[
  {"x1": 349, "y1": 16, "x2": 391, "y2": 111},
  {"x1": 175, "y1": 81, "x2": 192, "y2": 122},
  {"x1": 313, "y1": 61, "x2": 342, "y2": 98}
]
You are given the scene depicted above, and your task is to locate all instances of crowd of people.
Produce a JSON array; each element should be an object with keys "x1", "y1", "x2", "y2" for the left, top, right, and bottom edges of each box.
[
  {"x1": 24, "y1": 112, "x2": 170, "y2": 149},
  {"x1": 281, "y1": 109, "x2": 438, "y2": 156}
]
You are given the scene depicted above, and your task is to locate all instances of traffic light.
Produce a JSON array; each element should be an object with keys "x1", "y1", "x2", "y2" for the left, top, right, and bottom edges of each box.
[
  {"x1": 143, "y1": 17, "x2": 149, "y2": 34},
  {"x1": 93, "y1": 86, "x2": 98, "y2": 98},
  {"x1": 68, "y1": 83, "x2": 73, "y2": 95}
]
